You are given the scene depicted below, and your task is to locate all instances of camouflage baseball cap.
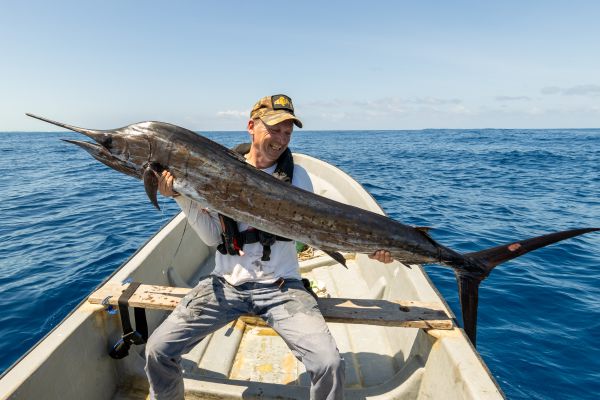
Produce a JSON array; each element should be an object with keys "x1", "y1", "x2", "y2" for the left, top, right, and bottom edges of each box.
[{"x1": 250, "y1": 94, "x2": 303, "y2": 128}]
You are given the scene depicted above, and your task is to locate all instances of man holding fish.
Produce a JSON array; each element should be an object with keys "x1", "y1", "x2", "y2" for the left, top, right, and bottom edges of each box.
[
  {"x1": 28, "y1": 96, "x2": 597, "y2": 399},
  {"x1": 146, "y1": 94, "x2": 392, "y2": 400}
]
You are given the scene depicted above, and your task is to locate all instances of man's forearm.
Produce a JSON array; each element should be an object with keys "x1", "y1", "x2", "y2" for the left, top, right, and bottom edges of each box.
[{"x1": 175, "y1": 196, "x2": 222, "y2": 246}]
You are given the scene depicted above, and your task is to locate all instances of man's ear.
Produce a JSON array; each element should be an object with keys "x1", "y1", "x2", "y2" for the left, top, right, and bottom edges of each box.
[{"x1": 247, "y1": 119, "x2": 256, "y2": 141}]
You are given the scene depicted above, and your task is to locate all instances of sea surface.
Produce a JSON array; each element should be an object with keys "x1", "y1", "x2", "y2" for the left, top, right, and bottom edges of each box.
[{"x1": 0, "y1": 129, "x2": 598, "y2": 399}]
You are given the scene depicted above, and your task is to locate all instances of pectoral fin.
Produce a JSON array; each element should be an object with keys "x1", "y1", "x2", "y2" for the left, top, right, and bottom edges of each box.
[{"x1": 142, "y1": 163, "x2": 165, "y2": 210}]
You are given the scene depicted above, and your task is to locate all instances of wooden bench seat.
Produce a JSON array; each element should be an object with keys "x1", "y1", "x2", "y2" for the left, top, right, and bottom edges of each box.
[{"x1": 88, "y1": 282, "x2": 454, "y2": 330}]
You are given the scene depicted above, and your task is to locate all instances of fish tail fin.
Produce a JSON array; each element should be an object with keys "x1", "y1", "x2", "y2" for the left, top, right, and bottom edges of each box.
[
  {"x1": 455, "y1": 274, "x2": 481, "y2": 345},
  {"x1": 465, "y1": 228, "x2": 599, "y2": 270},
  {"x1": 457, "y1": 227, "x2": 598, "y2": 346}
]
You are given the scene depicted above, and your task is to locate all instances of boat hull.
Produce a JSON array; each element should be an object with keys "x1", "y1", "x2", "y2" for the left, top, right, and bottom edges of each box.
[{"x1": 0, "y1": 154, "x2": 504, "y2": 400}]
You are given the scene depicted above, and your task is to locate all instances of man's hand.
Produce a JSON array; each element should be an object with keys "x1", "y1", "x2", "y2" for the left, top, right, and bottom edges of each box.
[
  {"x1": 369, "y1": 250, "x2": 393, "y2": 264},
  {"x1": 157, "y1": 170, "x2": 179, "y2": 198}
]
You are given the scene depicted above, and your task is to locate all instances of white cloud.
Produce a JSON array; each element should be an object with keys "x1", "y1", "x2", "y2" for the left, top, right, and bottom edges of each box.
[
  {"x1": 446, "y1": 104, "x2": 473, "y2": 115},
  {"x1": 541, "y1": 86, "x2": 561, "y2": 95},
  {"x1": 526, "y1": 106, "x2": 545, "y2": 115},
  {"x1": 367, "y1": 97, "x2": 407, "y2": 114},
  {"x1": 216, "y1": 110, "x2": 248, "y2": 119},
  {"x1": 318, "y1": 112, "x2": 348, "y2": 121},
  {"x1": 541, "y1": 84, "x2": 600, "y2": 96},
  {"x1": 410, "y1": 97, "x2": 462, "y2": 105},
  {"x1": 563, "y1": 85, "x2": 600, "y2": 96},
  {"x1": 302, "y1": 99, "x2": 347, "y2": 108},
  {"x1": 302, "y1": 96, "x2": 470, "y2": 124},
  {"x1": 354, "y1": 97, "x2": 463, "y2": 114},
  {"x1": 495, "y1": 96, "x2": 532, "y2": 102}
]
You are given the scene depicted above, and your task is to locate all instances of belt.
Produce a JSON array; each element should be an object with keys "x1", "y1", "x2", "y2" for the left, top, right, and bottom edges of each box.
[{"x1": 216, "y1": 276, "x2": 293, "y2": 289}]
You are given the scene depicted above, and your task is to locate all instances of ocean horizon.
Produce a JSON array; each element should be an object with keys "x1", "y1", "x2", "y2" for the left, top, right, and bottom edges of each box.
[{"x1": 2, "y1": 127, "x2": 600, "y2": 133}]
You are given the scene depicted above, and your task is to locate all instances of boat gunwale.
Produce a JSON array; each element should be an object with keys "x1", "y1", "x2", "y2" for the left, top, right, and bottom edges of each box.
[
  {"x1": 0, "y1": 152, "x2": 505, "y2": 399},
  {"x1": 0, "y1": 212, "x2": 182, "y2": 380}
]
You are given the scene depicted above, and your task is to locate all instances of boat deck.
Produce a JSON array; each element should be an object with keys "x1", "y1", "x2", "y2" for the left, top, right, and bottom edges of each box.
[{"x1": 112, "y1": 254, "x2": 431, "y2": 399}]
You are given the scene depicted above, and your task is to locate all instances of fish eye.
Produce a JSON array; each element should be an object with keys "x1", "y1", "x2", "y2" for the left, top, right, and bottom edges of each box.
[{"x1": 99, "y1": 134, "x2": 112, "y2": 149}]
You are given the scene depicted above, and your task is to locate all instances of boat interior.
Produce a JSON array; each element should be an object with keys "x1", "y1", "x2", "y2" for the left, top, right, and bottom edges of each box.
[{"x1": 0, "y1": 154, "x2": 503, "y2": 400}]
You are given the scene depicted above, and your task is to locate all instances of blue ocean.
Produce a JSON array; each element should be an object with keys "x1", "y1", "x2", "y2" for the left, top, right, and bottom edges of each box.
[{"x1": 0, "y1": 129, "x2": 598, "y2": 399}]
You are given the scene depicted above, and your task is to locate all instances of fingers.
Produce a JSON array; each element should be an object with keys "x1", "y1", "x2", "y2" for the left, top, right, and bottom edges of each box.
[
  {"x1": 368, "y1": 250, "x2": 393, "y2": 264},
  {"x1": 157, "y1": 170, "x2": 178, "y2": 197},
  {"x1": 374, "y1": 250, "x2": 392, "y2": 263},
  {"x1": 157, "y1": 170, "x2": 169, "y2": 195}
]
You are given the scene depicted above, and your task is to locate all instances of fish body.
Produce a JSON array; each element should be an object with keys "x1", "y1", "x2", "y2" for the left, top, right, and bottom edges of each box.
[{"x1": 27, "y1": 113, "x2": 598, "y2": 345}]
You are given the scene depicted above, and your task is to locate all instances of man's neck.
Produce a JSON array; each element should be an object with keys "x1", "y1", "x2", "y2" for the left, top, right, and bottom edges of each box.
[{"x1": 246, "y1": 151, "x2": 276, "y2": 170}]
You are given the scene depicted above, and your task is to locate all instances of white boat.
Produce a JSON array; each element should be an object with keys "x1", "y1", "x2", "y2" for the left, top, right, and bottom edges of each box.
[{"x1": 0, "y1": 153, "x2": 505, "y2": 399}]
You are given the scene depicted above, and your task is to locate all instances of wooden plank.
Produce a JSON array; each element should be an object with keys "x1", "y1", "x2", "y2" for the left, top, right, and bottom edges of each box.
[
  {"x1": 88, "y1": 282, "x2": 191, "y2": 311},
  {"x1": 88, "y1": 283, "x2": 453, "y2": 330},
  {"x1": 316, "y1": 298, "x2": 453, "y2": 329}
]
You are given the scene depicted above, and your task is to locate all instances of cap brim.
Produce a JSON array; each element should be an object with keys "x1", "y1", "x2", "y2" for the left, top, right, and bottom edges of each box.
[{"x1": 260, "y1": 110, "x2": 303, "y2": 128}]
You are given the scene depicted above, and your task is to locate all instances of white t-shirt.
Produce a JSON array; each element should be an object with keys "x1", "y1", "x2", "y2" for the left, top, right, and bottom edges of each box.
[{"x1": 175, "y1": 162, "x2": 313, "y2": 286}]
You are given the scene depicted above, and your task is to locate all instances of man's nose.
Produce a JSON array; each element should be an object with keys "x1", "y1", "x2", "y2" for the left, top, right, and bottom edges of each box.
[{"x1": 274, "y1": 132, "x2": 289, "y2": 145}]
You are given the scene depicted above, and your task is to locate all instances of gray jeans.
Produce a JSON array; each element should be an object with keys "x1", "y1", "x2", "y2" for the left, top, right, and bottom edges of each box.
[{"x1": 145, "y1": 275, "x2": 345, "y2": 400}]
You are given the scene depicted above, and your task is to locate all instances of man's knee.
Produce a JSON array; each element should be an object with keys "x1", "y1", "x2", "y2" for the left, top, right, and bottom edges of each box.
[
  {"x1": 145, "y1": 332, "x2": 178, "y2": 363},
  {"x1": 317, "y1": 349, "x2": 344, "y2": 374},
  {"x1": 304, "y1": 337, "x2": 344, "y2": 375}
]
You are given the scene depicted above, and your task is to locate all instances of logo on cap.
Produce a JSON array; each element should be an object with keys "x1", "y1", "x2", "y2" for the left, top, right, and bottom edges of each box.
[{"x1": 271, "y1": 95, "x2": 294, "y2": 113}]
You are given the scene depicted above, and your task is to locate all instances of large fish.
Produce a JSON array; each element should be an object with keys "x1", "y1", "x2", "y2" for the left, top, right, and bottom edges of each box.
[{"x1": 27, "y1": 113, "x2": 598, "y2": 346}]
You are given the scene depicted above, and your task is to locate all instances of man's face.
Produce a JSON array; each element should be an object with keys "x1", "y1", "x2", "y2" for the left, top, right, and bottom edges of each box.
[{"x1": 249, "y1": 118, "x2": 293, "y2": 164}]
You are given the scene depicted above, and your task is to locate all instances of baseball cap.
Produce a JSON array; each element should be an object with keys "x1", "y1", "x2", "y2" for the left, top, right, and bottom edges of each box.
[{"x1": 250, "y1": 94, "x2": 303, "y2": 128}]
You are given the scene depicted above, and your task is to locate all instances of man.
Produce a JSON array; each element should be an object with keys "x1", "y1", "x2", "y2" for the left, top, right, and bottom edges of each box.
[{"x1": 145, "y1": 94, "x2": 392, "y2": 400}]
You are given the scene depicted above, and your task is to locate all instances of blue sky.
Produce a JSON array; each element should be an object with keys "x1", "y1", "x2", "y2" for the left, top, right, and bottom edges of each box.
[{"x1": 1, "y1": 1, "x2": 599, "y2": 131}]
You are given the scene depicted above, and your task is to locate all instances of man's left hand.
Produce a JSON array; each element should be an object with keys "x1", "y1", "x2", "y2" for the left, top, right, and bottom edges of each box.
[{"x1": 369, "y1": 250, "x2": 393, "y2": 264}]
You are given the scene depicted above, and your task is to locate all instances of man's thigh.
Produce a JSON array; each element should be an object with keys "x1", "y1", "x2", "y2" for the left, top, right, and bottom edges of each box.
[
  {"x1": 262, "y1": 281, "x2": 337, "y2": 359},
  {"x1": 149, "y1": 276, "x2": 249, "y2": 357}
]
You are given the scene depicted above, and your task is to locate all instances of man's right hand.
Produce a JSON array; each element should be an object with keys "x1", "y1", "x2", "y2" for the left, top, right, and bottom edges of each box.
[
  {"x1": 157, "y1": 170, "x2": 179, "y2": 198},
  {"x1": 369, "y1": 250, "x2": 393, "y2": 264}
]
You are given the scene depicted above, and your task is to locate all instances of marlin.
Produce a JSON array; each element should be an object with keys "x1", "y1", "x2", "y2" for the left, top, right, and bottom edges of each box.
[{"x1": 27, "y1": 113, "x2": 598, "y2": 346}]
